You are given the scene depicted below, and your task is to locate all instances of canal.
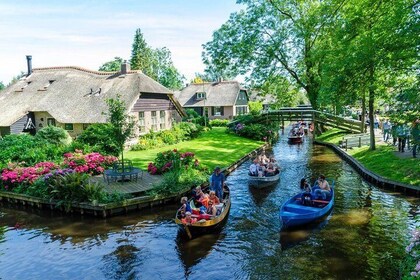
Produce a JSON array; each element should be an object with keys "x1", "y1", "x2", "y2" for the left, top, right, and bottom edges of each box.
[{"x1": 0, "y1": 133, "x2": 419, "y2": 279}]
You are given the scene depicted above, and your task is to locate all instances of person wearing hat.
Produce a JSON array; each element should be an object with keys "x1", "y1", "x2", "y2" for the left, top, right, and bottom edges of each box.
[{"x1": 210, "y1": 166, "x2": 225, "y2": 200}]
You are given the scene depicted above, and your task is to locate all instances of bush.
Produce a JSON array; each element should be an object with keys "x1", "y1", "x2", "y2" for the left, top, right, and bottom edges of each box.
[
  {"x1": 131, "y1": 122, "x2": 203, "y2": 151},
  {"x1": 209, "y1": 119, "x2": 229, "y2": 127},
  {"x1": 75, "y1": 124, "x2": 119, "y2": 156},
  {"x1": 227, "y1": 114, "x2": 279, "y2": 144},
  {"x1": 0, "y1": 134, "x2": 63, "y2": 168},
  {"x1": 35, "y1": 126, "x2": 72, "y2": 146},
  {"x1": 147, "y1": 149, "x2": 197, "y2": 175}
]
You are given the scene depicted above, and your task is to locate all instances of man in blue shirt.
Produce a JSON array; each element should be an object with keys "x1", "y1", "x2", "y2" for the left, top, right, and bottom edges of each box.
[{"x1": 210, "y1": 166, "x2": 225, "y2": 200}]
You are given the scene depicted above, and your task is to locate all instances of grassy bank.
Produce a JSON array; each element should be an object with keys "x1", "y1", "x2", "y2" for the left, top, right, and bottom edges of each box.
[
  {"x1": 317, "y1": 128, "x2": 419, "y2": 186},
  {"x1": 126, "y1": 127, "x2": 264, "y2": 172}
]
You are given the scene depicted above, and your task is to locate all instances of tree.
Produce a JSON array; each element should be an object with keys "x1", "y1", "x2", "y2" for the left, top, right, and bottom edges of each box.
[
  {"x1": 98, "y1": 57, "x2": 124, "y2": 72},
  {"x1": 105, "y1": 96, "x2": 136, "y2": 166},
  {"x1": 130, "y1": 28, "x2": 157, "y2": 80},
  {"x1": 248, "y1": 101, "x2": 263, "y2": 115},
  {"x1": 130, "y1": 28, "x2": 184, "y2": 89},
  {"x1": 0, "y1": 82, "x2": 4, "y2": 91},
  {"x1": 202, "y1": 0, "x2": 345, "y2": 109}
]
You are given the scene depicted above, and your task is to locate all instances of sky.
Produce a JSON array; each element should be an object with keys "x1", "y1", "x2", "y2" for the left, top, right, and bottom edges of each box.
[{"x1": 0, "y1": 0, "x2": 243, "y2": 85}]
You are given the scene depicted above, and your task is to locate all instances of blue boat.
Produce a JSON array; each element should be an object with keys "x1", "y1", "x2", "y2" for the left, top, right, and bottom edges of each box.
[{"x1": 280, "y1": 179, "x2": 335, "y2": 228}]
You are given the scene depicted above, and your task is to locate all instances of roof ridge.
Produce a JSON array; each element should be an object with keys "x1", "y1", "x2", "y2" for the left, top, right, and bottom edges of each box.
[
  {"x1": 191, "y1": 80, "x2": 238, "y2": 85},
  {"x1": 33, "y1": 66, "x2": 141, "y2": 76}
]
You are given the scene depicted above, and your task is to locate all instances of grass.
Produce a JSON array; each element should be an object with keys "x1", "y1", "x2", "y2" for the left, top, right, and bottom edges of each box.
[
  {"x1": 317, "y1": 128, "x2": 420, "y2": 186},
  {"x1": 348, "y1": 145, "x2": 420, "y2": 186},
  {"x1": 125, "y1": 127, "x2": 264, "y2": 172},
  {"x1": 315, "y1": 128, "x2": 347, "y2": 145}
]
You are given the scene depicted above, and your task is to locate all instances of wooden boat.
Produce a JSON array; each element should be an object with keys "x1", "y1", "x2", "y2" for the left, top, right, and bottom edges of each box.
[
  {"x1": 248, "y1": 172, "x2": 280, "y2": 189},
  {"x1": 287, "y1": 135, "x2": 303, "y2": 144},
  {"x1": 280, "y1": 179, "x2": 335, "y2": 228},
  {"x1": 175, "y1": 185, "x2": 231, "y2": 239}
]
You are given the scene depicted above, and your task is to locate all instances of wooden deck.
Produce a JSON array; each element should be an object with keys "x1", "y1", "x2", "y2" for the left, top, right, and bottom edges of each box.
[{"x1": 90, "y1": 172, "x2": 163, "y2": 195}]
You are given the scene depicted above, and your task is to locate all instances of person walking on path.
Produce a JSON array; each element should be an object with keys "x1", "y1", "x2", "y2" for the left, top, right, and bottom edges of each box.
[
  {"x1": 210, "y1": 166, "x2": 225, "y2": 200},
  {"x1": 383, "y1": 119, "x2": 392, "y2": 143},
  {"x1": 396, "y1": 123, "x2": 408, "y2": 152},
  {"x1": 391, "y1": 122, "x2": 398, "y2": 146}
]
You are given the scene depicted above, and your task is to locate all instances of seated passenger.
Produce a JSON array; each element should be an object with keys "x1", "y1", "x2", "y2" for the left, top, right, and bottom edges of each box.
[
  {"x1": 181, "y1": 212, "x2": 197, "y2": 225},
  {"x1": 206, "y1": 200, "x2": 217, "y2": 216},
  {"x1": 249, "y1": 159, "x2": 259, "y2": 176},
  {"x1": 313, "y1": 175, "x2": 331, "y2": 200},
  {"x1": 300, "y1": 178, "x2": 312, "y2": 205},
  {"x1": 192, "y1": 186, "x2": 204, "y2": 207},
  {"x1": 199, "y1": 193, "x2": 210, "y2": 208},
  {"x1": 208, "y1": 191, "x2": 220, "y2": 205},
  {"x1": 179, "y1": 196, "x2": 192, "y2": 218},
  {"x1": 265, "y1": 163, "x2": 276, "y2": 176}
]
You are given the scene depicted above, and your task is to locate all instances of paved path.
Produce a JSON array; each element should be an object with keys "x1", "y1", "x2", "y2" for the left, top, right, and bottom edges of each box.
[{"x1": 90, "y1": 171, "x2": 163, "y2": 195}]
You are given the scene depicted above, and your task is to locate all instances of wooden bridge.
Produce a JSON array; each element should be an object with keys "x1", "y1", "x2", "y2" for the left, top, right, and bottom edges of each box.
[{"x1": 260, "y1": 105, "x2": 364, "y2": 134}]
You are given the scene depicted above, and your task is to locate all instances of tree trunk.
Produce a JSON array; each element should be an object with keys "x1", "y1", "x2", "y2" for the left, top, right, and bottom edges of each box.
[
  {"x1": 368, "y1": 66, "x2": 376, "y2": 150},
  {"x1": 361, "y1": 91, "x2": 366, "y2": 133}
]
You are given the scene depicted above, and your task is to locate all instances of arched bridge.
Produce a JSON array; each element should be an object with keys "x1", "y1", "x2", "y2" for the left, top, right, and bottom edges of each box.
[{"x1": 261, "y1": 106, "x2": 364, "y2": 134}]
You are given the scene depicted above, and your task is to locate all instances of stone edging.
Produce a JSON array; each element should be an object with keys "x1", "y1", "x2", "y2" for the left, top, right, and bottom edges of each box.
[
  {"x1": 0, "y1": 143, "x2": 269, "y2": 217},
  {"x1": 314, "y1": 140, "x2": 420, "y2": 197}
]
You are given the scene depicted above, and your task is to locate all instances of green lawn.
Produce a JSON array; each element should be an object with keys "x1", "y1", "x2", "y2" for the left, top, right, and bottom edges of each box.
[
  {"x1": 317, "y1": 129, "x2": 419, "y2": 186},
  {"x1": 348, "y1": 145, "x2": 419, "y2": 186},
  {"x1": 125, "y1": 127, "x2": 264, "y2": 172}
]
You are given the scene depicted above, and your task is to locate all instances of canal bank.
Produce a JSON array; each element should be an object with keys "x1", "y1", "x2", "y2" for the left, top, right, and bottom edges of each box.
[
  {"x1": 0, "y1": 144, "x2": 269, "y2": 217},
  {"x1": 314, "y1": 140, "x2": 420, "y2": 196}
]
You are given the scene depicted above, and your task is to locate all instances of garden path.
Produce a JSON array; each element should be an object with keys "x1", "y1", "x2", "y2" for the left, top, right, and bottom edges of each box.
[{"x1": 90, "y1": 172, "x2": 163, "y2": 195}]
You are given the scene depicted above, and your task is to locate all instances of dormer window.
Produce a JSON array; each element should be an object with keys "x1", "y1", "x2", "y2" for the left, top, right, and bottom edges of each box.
[{"x1": 196, "y1": 92, "x2": 206, "y2": 100}]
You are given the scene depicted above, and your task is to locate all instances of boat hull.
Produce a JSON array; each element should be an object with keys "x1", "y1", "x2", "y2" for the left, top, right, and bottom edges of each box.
[
  {"x1": 288, "y1": 136, "x2": 303, "y2": 144},
  {"x1": 248, "y1": 173, "x2": 280, "y2": 189},
  {"x1": 280, "y1": 181, "x2": 335, "y2": 228}
]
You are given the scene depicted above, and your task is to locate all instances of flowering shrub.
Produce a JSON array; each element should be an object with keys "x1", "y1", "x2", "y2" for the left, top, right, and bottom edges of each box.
[
  {"x1": 148, "y1": 149, "x2": 199, "y2": 175},
  {"x1": 1, "y1": 161, "x2": 59, "y2": 190},
  {"x1": 63, "y1": 150, "x2": 117, "y2": 175},
  {"x1": 402, "y1": 229, "x2": 420, "y2": 279}
]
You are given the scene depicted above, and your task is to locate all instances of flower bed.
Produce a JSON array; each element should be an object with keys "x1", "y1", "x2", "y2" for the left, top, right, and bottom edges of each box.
[
  {"x1": 402, "y1": 229, "x2": 420, "y2": 279},
  {"x1": 147, "y1": 149, "x2": 197, "y2": 175}
]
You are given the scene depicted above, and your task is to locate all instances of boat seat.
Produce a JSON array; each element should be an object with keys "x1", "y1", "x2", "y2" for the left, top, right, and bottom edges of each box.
[{"x1": 285, "y1": 203, "x2": 319, "y2": 212}]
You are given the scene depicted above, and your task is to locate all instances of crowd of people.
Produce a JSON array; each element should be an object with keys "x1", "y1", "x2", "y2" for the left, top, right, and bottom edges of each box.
[
  {"x1": 180, "y1": 166, "x2": 226, "y2": 225},
  {"x1": 248, "y1": 152, "x2": 280, "y2": 177},
  {"x1": 289, "y1": 122, "x2": 305, "y2": 137},
  {"x1": 381, "y1": 118, "x2": 419, "y2": 158}
]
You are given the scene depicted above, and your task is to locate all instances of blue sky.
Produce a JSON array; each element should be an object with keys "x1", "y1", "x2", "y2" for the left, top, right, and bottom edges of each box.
[{"x1": 0, "y1": 0, "x2": 242, "y2": 84}]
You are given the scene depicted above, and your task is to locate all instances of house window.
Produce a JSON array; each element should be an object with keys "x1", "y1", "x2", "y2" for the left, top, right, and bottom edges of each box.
[
  {"x1": 47, "y1": 118, "x2": 56, "y2": 126},
  {"x1": 160, "y1": 110, "x2": 165, "y2": 130},
  {"x1": 196, "y1": 92, "x2": 206, "y2": 100},
  {"x1": 138, "y1": 112, "x2": 145, "y2": 132},
  {"x1": 212, "y1": 106, "x2": 224, "y2": 116},
  {"x1": 151, "y1": 111, "x2": 157, "y2": 125},
  {"x1": 236, "y1": 106, "x2": 248, "y2": 115},
  {"x1": 83, "y1": 124, "x2": 90, "y2": 130},
  {"x1": 64, "y1": 123, "x2": 74, "y2": 131}
]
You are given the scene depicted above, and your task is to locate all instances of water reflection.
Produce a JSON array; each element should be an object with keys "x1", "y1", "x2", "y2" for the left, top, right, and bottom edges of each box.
[{"x1": 0, "y1": 127, "x2": 419, "y2": 279}]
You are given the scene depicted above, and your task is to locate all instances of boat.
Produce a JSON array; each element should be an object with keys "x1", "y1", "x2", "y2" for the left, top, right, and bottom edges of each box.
[
  {"x1": 175, "y1": 185, "x2": 231, "y2": 239},
  {"x1": 280, "y1": 179, "x2": 335, "y2": 228},
  {"x1": 248, "y1": 172, "x2": 280, "y2": 188},
  {"x1": 287, "y1": 134, "x2": 303, "y2": 144}
]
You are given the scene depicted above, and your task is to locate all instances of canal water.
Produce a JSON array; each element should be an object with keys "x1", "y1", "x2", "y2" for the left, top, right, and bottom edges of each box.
[{"x1": 0, "y1": 133, "x2": 419, "y2": 280}]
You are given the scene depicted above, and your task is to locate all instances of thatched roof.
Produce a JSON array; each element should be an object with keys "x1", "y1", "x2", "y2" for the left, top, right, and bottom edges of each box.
[
  {"x1": 0, "y1": 66, "x2": 173, "y2": 126},
  {"x1": 177, "y1": 81, "x2": 246, "y2": 107}
]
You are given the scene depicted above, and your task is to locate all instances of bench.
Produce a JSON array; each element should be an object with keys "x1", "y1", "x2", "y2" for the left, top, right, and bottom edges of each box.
[{"x1": 339, "y1": 133, "x2": 370, "y2": 150}]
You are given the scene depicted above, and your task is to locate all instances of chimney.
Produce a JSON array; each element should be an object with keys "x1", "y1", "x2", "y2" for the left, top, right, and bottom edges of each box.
[
  {"x1": 26, "y1": 55, "x2": 32, "y2": 76},
  {"x1": 121, "y1": 60, "x2": 130, "y2": 75}
]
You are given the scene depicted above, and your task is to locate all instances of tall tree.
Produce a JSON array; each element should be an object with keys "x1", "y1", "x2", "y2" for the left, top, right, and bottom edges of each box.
[
  {"x1": 202, "y1": 0, "x2": 345, "y2": 109},
  {"x1": 130, "y1": 28, "x2": 157, "y2": 80},
  {"x1": 153, "y1": 47, "x2": 185, "y2": 90},
  {"x1": 99, "y1": 57, "x2": 124, "y2": 72}
]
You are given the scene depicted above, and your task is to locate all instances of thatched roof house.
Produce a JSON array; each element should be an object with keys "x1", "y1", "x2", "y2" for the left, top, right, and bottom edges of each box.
[
  {"x1": 177, "y1": 80, "x2": 249, "y2": 119},
  {"x1": 0, "y1": 56, "x2": 185, "y2": 137}
]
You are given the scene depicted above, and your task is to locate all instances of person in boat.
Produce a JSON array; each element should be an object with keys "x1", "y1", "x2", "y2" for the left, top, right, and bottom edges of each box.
[
  {"x1": 265, "y1": 163, "x2": 276, "y2": 176},
  {"x1": 192, "y1": 186, "x2": 205, "y2": 207},
  {"x1": 208, "y1": 190, "x2": 220, "y2": 205},
  {"x1": 314, "y1": 175, "x2": 331, "y2": 200},
  {"x1": 249, "y1": 158, "x2": 259, "y2": 176},
  {"x1": 210, "y1": 166, "x2": 225, "y2": 200},
  {"x1": 180, "y1": 197, "x2": 192, "y2": 218},
  {"x1": 300, "y1": 178, "x2": 312, "y2": 206},
  {"x1": 182, "y1": 212, "x2": 197, "y2": 225},
  {"x1": 206, "y1": 200, "x2": 217, "y2": 216},
  {"x1": 269, "y1": 157, "x2": 280, "y2": 173}
]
